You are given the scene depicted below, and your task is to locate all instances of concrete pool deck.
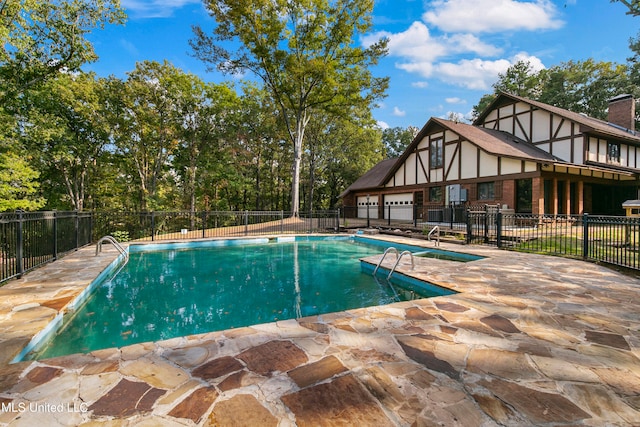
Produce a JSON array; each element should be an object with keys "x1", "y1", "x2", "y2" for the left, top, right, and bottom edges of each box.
[{"x1": 0, "y1": 235, "x2": 639, "y2": 426}]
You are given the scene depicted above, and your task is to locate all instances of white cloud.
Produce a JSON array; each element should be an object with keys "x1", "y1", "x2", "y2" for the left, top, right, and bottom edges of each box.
[
  {"x1": 435, "y1": 58, "x2": 513, "y2": 90},
  {"x1": 376, "y1": 120, "x2": 390, "y2": 130},
  {"x1": 423, "y1": 0, "x2": 564, "y2": 33},
  {"x1": 121, "y1": 0, "x2": 201, "y2": 18},
  {"x1": 445, "y1": 97, "x2": 466, "y2": 104},
  {"x1": 434, "y1": 53, "x2": 545, "y2": 90},
  {"x1": 364, "y1": 1, "x2": 558, "y2": 94},
  {"x1": 364, "y1": 22, "x2": 447, "y2": 64},
  {"x1": 511, "y1": 52, "x2": 546, "y2": 72},
  {"x1": 393, "y1": 107, "x2": 406, "y2": 117},
  {"x1": 444, "y1": 34, "x2": 502, "y2": 56},
  {"x1": 367, "y1": 21, "x2": 505, "y2": 82}
]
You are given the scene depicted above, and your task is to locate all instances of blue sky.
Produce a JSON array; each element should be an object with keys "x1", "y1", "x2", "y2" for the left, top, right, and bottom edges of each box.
[{"x1": 85, "y1": 0, "x2": 639, "y2": 130}]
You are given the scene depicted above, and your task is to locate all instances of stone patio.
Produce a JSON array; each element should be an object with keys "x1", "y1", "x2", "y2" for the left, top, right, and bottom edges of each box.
[{"x1": 0, "y1": 235, "x2": 639, "y2": 426}]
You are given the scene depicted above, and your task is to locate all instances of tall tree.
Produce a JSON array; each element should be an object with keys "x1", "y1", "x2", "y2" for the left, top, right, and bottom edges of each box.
[
  {"x1": 173, "y1": 79, "x2": 240, "y2": 214},
  {"x1": 612, "y1": 0, "x2": 640, "y2": 16},
  {"x1": 0, "y1": 0, "x2": 125, "y2": 211},
  {"x1": 0, "y1": 0, "x2": 125, "y2": 102},
  {"x1": 381, "y1": 126, "x2": 419, "y2": 159},
  {"x1": 473, "y1": 59, "x2": 634, "y2": 120},
  {"x1": 25, "y1": 72, "x2": 111, "y2": 211},
  {"x1": 473, "y1": 60, "x2": 542, "y2": 115},
  {"x1": 0, "y1": 152, "x2": 45, "y2": 211},
  {"x1": 235, "y1": 83, "x2": 286, "y2": 210},
  {"x1": 109, "y1": 61, "x2": 185, "y2": 211},
  {"x1": 191, "y1": 0, "x2": 388, "y2": 216},
  {"x1": 303, "y1": 107, "x2": 384, "y2": 209},
  {"x1": 537, "y1": 59, "x2": 632, "y2": 120}
]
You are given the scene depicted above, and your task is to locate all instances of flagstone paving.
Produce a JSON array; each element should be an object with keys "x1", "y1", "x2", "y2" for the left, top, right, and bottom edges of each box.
[{"x1": 0, "y1": 235, "x2": 639, "y2": 426}]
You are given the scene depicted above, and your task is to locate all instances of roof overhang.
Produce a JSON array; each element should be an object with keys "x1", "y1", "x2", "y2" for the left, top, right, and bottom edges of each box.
[{"x1": 542, "y1": 162, "x2": 639, "y2": 181}]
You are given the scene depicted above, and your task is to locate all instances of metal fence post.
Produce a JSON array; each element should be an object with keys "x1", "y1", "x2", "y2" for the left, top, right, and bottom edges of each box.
[
  {"x1": 466, "y1": 209, "x2": 472, "y2": 244},
  {"x1": 387, "y1": 205, "x2": 391, "y2": 226},
  {"x1": 151, "y1": 212, "x2": 156, "y2": 241},
  {"x1": 244, "y1": 210, "x2": 249, "y2": 236},
  {"x1": 582, "y1": 213, "x2": 589, "y2": 259},
  {"x1": 413, "y1": 203, "x2": 417, "y2": 228},
  {"x1": 496, "y1": 210, "x2": 503, "y2": 248},
  {"x1": 281, "y1": 210, "x2": 284, "y2": 234},
  {"x1": 16, "y1": 210, "x2": 24, "y2": 278},
  {"x1": 483, "y1": 205, "x2": 489, "y2": 243},
  {"x1": 53, "y1": 211, "x2": 58, "y2": 260},
  {"x1": 75, "y1": 211, "x2": 79, "y2": 251},
  {"x1": 89, "y1": 211, "x2": 94, "y2": 243},
  {"x1": 448, "y1": 203, "x2": 452, "y2": 230},
  {"x1": 202, "y1": 211, "x2": 207, "y2": 239}
]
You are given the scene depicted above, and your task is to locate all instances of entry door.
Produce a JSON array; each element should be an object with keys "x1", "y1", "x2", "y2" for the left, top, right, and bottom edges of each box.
[{"x1": 515, "y1": 179, "x2": 532, "y2": 213}]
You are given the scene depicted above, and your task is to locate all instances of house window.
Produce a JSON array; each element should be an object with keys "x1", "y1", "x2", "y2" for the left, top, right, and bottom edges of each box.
[
  {"x1": 429, "y1": 186, "x2": 442, "y2": 202},
  {"x1": 478, "y1": 182, "x2": 495, "y2": 200},
  {"x1": 516, "y1": 179, "x2": 532, "y2": 213},
  {"x1": 430, "y1": 138, "x2": 443, "y2": 169},
  {"x1": 607, "y1": 142, "x2": 620, "y2": 163}
]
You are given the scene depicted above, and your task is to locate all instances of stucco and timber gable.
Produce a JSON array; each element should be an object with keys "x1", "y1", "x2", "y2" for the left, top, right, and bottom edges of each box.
[{"x1": 341, "y1": 92, "x2": 640, "y2": 219}]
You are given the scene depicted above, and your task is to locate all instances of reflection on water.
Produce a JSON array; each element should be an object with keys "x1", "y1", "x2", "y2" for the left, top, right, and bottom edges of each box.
[{"x1": 35, "y1": 240, "x2": 449, "y2": 359}]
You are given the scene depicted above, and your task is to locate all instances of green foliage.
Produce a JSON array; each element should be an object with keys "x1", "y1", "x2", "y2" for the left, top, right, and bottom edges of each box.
[
  {"x1": 191, "y1": 0, "x2": 389, "y2": 215},
  {"x1": 110, "y1": 230, "x2": 130, "y2": 243},
  {"x1": 612, "y1": 0, "x2": 640, "y2": 16},
  {"x1": 537, "y1": 60, "x2": 633, "y2": 120},
  {"x1": 24, "y1": 71, "x2": 112, "y2": 211},
  {"x1": 0, "y1": 0, "x2": 126, "y2": 101},
  {"x1": 473, "y1": 59, "x2": 635, "y2": 121},
  {"x1": 381, "y1": 126, "x2": 419, "y2": 159},
  {"x1": 0, "y1": 152, "x2": 45, "y2": 211}
]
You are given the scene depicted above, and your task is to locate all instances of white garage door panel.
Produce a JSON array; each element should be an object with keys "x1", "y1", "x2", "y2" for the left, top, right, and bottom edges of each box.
[
  {"x1": 357, "y1": 196, "x2": 379, "y2": 219},
  {"x1": 383, "y1": 193, "x2": 413, "y2": 221}
]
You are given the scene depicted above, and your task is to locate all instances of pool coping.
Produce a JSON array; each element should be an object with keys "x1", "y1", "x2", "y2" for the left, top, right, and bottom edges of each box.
[
  {"x1": 16, "y1": 234, "x2": 467, "y2": 361},
  {"x1": 1, "y1": 233, "x2": 639, "y2": 425}
]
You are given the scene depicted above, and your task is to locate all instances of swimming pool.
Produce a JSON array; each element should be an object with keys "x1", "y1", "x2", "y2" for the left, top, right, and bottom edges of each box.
[{"x1": 27, "y1": 236, "x2": 463, "y2": 359}]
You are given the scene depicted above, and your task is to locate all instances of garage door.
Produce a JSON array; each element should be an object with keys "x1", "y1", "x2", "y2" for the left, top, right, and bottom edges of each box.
[
  {"x1": 357, "y1": 196, "x2": 379, "y2": 219},
  {"x1": 383, "y1": 193, "x2": 413, "y2": 221}
]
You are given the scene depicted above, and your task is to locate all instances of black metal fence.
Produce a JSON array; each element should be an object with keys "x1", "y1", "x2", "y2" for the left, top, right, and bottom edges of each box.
[
  {"x1": 468, "y1": 211, "x2": 640, "y2": 271},
  {"x1": 343, "y1": 203, "x2": 640, "y2": 271},
  {"x1": 92, "y1": 210, "x2": 340, "y2": 242},
  {"x1": 4, "y1": 207, "x2": 640, "y2": 285},
  {"x1": 0, "y1": 211, "x2": 93, "y2": 283},
  {"x1": 340, "y1": 204, "x2": 468, "y2": 233},
  {"x1": 0, "y1": 210, "x2": 340, "y2": 284}
]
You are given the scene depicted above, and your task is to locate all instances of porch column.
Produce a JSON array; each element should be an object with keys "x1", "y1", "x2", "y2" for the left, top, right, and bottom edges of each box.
[
  {"x1": 532, "y1": 177, "x2": 545, "y2": 215},
  {"x1": 576, "y1": 181, "x2": 584, "y2": 214},
  {"x1": 565, "y1": 179, "x2": 571, "y2": 215},
  {"x1": 552, "y1": 177, "x2": 559, "y2": 215}
]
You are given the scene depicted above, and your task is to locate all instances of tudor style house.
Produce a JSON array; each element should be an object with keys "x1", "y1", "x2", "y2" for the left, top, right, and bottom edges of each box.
[{"x1": 341, "y1": 92, "x2": 640, "y2": 219}]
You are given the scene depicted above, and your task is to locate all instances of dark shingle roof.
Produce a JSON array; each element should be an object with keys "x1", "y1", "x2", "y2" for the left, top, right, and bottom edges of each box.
[
  {"x1": 339, "y1": 157, "x2": 397, "y2": 197},
  {"x1": 431, "y1": 117, "x2": 558, "y2": 162},
  {"x1": 476, "y1": 92, "x2": 640, "y2": 144}
]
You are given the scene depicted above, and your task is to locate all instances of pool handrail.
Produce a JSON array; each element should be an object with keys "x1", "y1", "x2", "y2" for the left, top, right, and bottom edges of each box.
[
  {"x1": 372, "y1": 247, "x2": 399, "y2": 276},
  {"x1": 95, "y1": 235, "x2": 128, "y2": 262},
  {"x1": 387, "y1": 250, "x2": 414, "y2": 280},
  {"x1": 428, "y1": 225, "x2": 440, "y2": 246}
]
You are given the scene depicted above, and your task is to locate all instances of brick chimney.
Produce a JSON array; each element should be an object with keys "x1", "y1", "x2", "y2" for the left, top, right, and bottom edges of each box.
[{"x1": 608, "y1": 94, "x2": 636, "y2": 131}]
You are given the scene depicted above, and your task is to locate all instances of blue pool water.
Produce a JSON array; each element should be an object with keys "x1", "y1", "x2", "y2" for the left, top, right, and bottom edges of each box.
[{"x1": 31, "y1": 237, "x2": 462, "y2": 359}]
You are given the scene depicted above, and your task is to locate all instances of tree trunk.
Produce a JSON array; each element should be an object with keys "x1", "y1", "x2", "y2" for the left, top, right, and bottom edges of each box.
[
  {"x1": 291, "y1": 135, "x2": 302, "y2": 217},
  {"x1": 290, "y1": 110, "x2": 309, "y2": 217}
]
